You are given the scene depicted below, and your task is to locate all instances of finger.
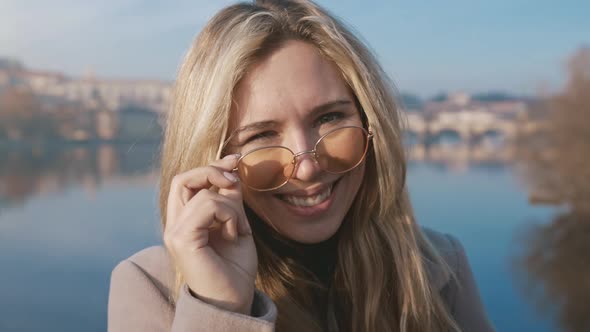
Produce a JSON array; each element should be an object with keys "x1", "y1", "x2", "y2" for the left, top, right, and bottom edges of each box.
[
  {"x1": 204, "y1": 190, "x2": 251, "y2": 236},
  {"x1": 218, "y1": 173, "x2": 243, "y2": 205},
  {"x1": 173, "y1": 165, "x2": 237, "y2": 196},
  {"x1": 170, "y1": 162, "x2": 240, "y2": 208},
  {"x1": 217, "y1": 178, "x2": 251, "y2": 235},
  {"x1": 210, "y1": 153, "x2": 241, "y2": 169},
  {"x1": 200, "y1": 197, "x2": 239, "y2": 243},
  {"x1": 219, "y1": 213, "x2": 238, "y2": 242},
  {"x1": 186, "y1": 189, "x2": 249, "y2": 237},
  {"x1": 177, "y1": 153, "x2": 239, "y2": 187},
  {"x1": 172, "y1": 190, "x2": 241, "y2": 245}
]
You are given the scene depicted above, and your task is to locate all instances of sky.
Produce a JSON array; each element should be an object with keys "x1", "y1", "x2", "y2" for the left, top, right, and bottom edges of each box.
[{"x1": 1, "y1": 0, "x2": 588, "y2": 98}]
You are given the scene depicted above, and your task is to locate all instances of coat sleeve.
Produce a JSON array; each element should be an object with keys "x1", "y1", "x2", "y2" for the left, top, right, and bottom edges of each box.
[
  {"x1": 108, "y1": 259, "x2": 277, "y2": 332},
  {"x1": 446, "y1": 235, "x2": 496, "y2": 332}
]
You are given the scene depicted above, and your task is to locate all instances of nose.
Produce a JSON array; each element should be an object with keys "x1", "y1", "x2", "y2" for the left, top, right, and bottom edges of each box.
[{"x1": 291, "y1": 150, "x2": 322, "y2": 182}]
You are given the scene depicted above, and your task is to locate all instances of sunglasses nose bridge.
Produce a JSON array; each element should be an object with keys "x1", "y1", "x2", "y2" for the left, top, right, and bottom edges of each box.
[
  {"x1": 287, "y1": 149, "x2": 321, "y2": 183},
  {"x1": 292, "y1": 149, "x2": 318, "y2": 164}
]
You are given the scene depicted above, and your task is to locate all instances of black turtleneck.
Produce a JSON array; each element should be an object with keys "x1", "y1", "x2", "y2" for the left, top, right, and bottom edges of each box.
[{"x1": 246, "y1": 205, "x2": 340, "y2": 288}]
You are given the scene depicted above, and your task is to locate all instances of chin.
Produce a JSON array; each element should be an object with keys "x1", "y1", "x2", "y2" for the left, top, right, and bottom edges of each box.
[
  {"x1": 244, "y1": 164, "x2": 364, "y2": 244},
  {"x1": 282, "y1": 214, "x2": 344, "y2": 244}
]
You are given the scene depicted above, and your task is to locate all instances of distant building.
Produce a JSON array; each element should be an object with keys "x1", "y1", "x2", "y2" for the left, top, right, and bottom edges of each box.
[
  {"x1": 424, "y1": 91, "x2": 527, "y2": 120},
  {"x1": 25, "y1": 70, "x2": 67, "y2": 93},
  {"x1": 448, "y1": 92, "x2": 471, "y2": 106},
  {"x1": 0, "y1": 60, "x2": 172, "y2": 113}
]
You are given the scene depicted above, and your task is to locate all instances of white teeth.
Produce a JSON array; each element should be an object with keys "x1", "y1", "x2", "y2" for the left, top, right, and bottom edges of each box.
[{"x1": 282, "y1": 184, "x2": 332, "y2": 207}]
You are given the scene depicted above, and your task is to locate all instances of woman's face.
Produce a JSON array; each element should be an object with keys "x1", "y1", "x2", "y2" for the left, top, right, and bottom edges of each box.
[{"x1": 229, "y1": 40, "x2": 365, "y2": 244}]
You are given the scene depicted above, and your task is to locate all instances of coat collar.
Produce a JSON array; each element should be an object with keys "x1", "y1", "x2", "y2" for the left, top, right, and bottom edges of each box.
[{"x1": 425, "y1": 256, "x2": 452, "y2": 290}]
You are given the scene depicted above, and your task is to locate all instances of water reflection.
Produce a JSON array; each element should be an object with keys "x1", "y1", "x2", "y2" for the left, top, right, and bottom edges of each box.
[
  {"x1": 516, "y1": 211, "x2": 590, "y2": 332},
  {"x1": 514, "y1": 47, "x2": 590, "y2": 332},
  {"x1": 0, "y1": 143, "x2": 159, "y2": 213},
  {"x1": 0, "y1": 139, "x2": 558, "y2": 331},
  {"x1": 0, "y1": 138, "x2": 521, "y2": 213},
  {"x1": 0, "y1": 143, "x2": 162, "y2": 332}
]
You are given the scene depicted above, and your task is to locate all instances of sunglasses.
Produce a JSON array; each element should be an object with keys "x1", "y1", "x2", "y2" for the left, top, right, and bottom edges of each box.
[{"x1": 230, "y1": 126, "x2": 373, "y2": 191}]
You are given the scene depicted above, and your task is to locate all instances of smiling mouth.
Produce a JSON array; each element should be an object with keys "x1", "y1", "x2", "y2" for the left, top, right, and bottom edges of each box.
[
  {"x1": 277, "y1": 184, "x2": 333, "y2": 207},
  {"x1": 274, "y1": 177, "x2": 341, "y2": 208}
]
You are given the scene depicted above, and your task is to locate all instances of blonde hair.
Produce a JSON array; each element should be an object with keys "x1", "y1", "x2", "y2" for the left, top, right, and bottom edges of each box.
[{"x1": 159, "y1": 1, "x2": 460, "y2": 331}]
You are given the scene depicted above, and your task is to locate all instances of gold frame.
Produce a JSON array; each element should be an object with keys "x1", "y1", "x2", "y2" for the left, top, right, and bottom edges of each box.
[{"x1": 232, "y1": 125, "x2": 373, "y2": 191}]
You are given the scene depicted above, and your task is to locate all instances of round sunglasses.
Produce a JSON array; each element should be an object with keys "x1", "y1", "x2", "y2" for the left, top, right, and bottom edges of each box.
[{"x1": 230, "y1": 125, "x2": 373, "y2": 191}]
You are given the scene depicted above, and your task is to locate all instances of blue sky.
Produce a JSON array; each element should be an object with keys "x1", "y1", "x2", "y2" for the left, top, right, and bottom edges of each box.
[{"x1": 1, "y1": 0, "x2": 588, "y2": 97}]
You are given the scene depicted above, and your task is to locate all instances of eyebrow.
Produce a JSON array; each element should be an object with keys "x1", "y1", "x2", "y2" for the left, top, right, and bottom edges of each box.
[{"x1": 232, "y1": 99, "x2": 353, "y2": 136}]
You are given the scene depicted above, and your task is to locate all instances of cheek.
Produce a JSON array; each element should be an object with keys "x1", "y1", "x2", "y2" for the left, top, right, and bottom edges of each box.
[
  {"x1": 243, "y1": 190, "x2": 274, "y2": 216},
  {"x1": 341, "y1": 163, "x2": 366, "y2": 207},
  {"x1": 347, "y1": 162, "x2": 365, "y2": 191},
  {"x1": 243, "y1": 189, "x2": 260, "y2": 207}
]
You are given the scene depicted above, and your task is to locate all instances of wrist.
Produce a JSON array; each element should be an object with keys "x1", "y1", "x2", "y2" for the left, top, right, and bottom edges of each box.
[{"x1": 187, "y1": 286, "x2": 253, "y2": 316}]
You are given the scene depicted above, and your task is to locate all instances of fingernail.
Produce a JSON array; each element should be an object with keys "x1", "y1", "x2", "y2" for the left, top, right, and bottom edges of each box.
[
  {"x1": 223, "y1": 171, "x2": 238, "y2": 182},
  {"x1": 222, "y1": 154, "x2": 240, "y2": 160}
]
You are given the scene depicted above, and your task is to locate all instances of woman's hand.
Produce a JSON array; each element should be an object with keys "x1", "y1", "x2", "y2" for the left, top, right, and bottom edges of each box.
[{"x1": 163, "y1": 154, "x2": 257, "y2": 315}]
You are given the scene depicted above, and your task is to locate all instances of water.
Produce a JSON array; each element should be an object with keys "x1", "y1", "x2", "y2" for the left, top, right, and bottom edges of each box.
[
  {"x1": 408, "y1": 162, "x2": 558, "y2": 332},
  {"x1": 0, "y1": 144, "x2": 566, "y2": 331}
]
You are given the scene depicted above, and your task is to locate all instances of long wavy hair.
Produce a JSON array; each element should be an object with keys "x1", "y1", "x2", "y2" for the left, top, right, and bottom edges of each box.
[{"x1": 159, "y1": 1, "x2": 460, "y2": 331}]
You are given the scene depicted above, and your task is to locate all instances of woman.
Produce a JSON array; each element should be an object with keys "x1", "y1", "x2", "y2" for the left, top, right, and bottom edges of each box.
[{"x1": 108, "y1": 0, "x2": 494, "y2": 331}]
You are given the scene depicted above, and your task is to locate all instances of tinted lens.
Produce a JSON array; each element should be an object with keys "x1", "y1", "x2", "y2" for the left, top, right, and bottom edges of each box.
[
  {"x1": 316, "y1": 127, "x2": 368, "y2": 173},
  {"x1": 238, "y1": 147, "x2": 295, "y2": 190}
]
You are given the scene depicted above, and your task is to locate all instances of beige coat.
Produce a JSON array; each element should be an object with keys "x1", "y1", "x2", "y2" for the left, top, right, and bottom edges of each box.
[{"x1": 108, "y1": 229, "x2": 495, "y2": 331}]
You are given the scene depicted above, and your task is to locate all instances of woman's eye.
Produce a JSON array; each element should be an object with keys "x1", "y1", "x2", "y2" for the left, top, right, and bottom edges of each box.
[
  {"x1": 317, "y1": 112, "x2": 344, "y2": 125},
  {"x1": 244, "y1": 131, "x2": 276, "y2": 144}
]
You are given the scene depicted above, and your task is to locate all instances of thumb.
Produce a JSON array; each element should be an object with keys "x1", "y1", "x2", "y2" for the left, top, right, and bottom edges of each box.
[{"x1": 218, "y1": 171, "x2": 243, "y2": 202}]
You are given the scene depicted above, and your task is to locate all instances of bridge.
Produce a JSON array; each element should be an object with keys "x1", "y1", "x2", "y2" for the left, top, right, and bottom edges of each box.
[{"x1": 404, "y1": 110, "x2": 543, "y2": 144}]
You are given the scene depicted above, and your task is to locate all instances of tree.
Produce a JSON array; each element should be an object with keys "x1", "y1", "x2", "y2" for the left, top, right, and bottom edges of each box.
[{"x1": 514, "y1": 46, "x2": 590, "y2": 332}]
